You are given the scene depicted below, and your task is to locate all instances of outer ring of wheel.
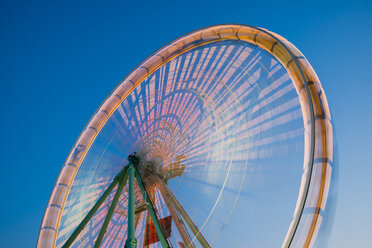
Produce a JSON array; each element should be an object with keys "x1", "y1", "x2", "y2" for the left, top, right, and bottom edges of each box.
[{"x1": 37, "y1": 24, "x2": 333, "y2": 248}]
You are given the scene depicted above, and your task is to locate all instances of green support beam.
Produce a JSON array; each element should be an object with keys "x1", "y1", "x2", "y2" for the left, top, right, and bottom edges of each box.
[
  {"x1": 134, "y1": 170, "x2": 170, "y2": 248},
  {"x1": 62, "y1": 167, "x2": 128, "y2": 248},
  {"x1": 94, "y1": 166, "x2": 129, "y2": 248},
  {"x1": 124, "y1": 164, "x2": 137, "y2": 248}
]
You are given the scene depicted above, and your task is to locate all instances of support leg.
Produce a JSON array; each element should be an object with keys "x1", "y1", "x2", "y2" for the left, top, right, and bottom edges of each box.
[
  {"x1": 125, "y1": 165, "x2": 138, "y2": 248},
  {"x1": 161, "y1": 182, "x2": 211, "y2": 248},
  {"x1": 142, "y1": 209, "x2": 151, "y2": 248},
  {"x1": 134, "y1": 209, "x2": 142, "y2": 230},
  {"x1": 157, "y1": 181, "x2": 194, "y2": 248},
  {"x1": 62, "y1": 167, "x2": 128, "y2": 248},
  {"x1": 94, "y1": 167, "x2": 129, "y2": 248},
  {"x1": 134, "y1": 170, "x2": 170, "y2": 248}
]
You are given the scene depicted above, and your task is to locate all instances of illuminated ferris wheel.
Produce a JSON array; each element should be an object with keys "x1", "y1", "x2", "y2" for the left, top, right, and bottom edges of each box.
[{"x1": 37, "y1": 24, "x2": 333, "y2": 248}]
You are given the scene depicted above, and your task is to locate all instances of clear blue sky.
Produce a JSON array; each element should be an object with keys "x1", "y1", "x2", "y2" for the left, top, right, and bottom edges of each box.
[{"x1": 0, "y1": 0, "x2": 371, "y2": 247}]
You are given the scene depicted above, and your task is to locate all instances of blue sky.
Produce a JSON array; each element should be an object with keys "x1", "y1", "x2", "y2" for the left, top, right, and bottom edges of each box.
[{"x1": 0, "y1": 0, "x2": 371, "y2": 247}]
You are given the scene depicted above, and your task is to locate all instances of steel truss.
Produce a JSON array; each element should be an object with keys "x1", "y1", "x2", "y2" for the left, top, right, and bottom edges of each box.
[{"x1": 61, "y1": 155, "x2": 210, "y2": 248}]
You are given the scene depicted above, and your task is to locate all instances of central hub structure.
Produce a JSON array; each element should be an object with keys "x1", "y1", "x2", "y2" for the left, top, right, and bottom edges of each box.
[{"x1": 135, "y1": 157, "x2": 164, "y2": 187}]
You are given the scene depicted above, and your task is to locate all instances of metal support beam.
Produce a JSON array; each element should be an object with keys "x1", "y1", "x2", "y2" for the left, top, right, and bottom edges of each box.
[
  {"x1": 94, "y1": 166, "x2": 129, "y2": 248},
  {"x1": 124, "y1": 164, "x2": 137, "y2": 248},
  {"x1": 134, "y1": 170, "x2": 170, "y2": 248},
  {"x1": 143, "y1": 209, "x2": 151, "y2": 248},
  {"x1": 134, "y1": 211, "x2": 142, "y2": 229},
  {"x1": 62, "y1": 167, "x2": 128, "y2": 248},
  {"x1": 157, "y1": 181, "x2": 194, "y2": 248},
  {"x1": 161, "y1": 183, "x2": 211, "y2": 248}
]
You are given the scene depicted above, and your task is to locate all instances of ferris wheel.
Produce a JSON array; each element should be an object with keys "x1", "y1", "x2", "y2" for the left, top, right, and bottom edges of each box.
[{"x1": 37, "y1": 24, "x2": 333, "y2": 248}]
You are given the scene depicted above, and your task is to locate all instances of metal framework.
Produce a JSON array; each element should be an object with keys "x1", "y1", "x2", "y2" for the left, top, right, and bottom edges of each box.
[{"x1": 61, "y1": 154, "x2": 210, "y2": 248}]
